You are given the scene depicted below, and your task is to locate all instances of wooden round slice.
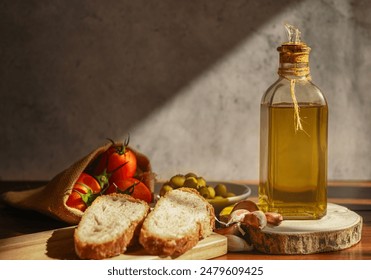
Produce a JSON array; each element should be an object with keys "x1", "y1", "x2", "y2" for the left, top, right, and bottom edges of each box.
[{"x1": 248, "y1": 203, "x2": 362, "y2": 254}]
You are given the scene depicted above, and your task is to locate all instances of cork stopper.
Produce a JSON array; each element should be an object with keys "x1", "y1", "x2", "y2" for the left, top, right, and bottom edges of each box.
[
  {"x1": 278, "y1": 24, "x2": 311, "y2": 76},
  {"x1": 277, "y1": 24, "x2": 311, "y2": 132}
]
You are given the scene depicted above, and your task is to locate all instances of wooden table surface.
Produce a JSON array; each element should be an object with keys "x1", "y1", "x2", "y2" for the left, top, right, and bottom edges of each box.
[{"x1": 1, "y1": 180, "x2": 370, "y2": 260}]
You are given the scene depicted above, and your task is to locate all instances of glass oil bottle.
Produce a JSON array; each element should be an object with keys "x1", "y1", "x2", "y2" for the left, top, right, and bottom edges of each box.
[{"x1": 258, "y1": 24, "x2": 328, "y2": 219}]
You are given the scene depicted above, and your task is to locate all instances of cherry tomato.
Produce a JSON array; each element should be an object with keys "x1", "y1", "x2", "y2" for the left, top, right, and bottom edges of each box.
[
  {"x1": 66, "y1": 173, "x2": 101, "y2": 211},
  {"x1": 106, "y1": 178, "x2": 152, "y2": 203},
  {"x1": 94, "y1": 139, "x2": 137, "y2": 182},
  {"x1": 107, "y1": 147, "x2": 137, "y2": 182},
  {"x1": 66, "y1": 191, "x2": 87, "y2": 211},
  {"x1": 94, "y1": 146, "x2": 117, "y2": 175}
]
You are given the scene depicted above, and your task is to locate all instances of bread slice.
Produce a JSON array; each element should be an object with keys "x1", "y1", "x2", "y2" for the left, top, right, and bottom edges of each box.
[
  {"x1": 74, "y1": 193, "x2": 149, "y2": 259},
  {"x1": 139, "y1": 187, "x2": 215, "y2": 257}
]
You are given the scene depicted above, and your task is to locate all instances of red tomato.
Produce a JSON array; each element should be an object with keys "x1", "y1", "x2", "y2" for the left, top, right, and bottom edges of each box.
[
  {"x1": 106, "y1": 178, "x2": 152, "y2": 203},
  {"x1": 107, "y1": 148, "x2": 137, "y2": 182},
  {"x1": 66, "y1": 191, "x2": 87, "y2": 211},
  {"x1": 66, "y1": 173, "x2": 101, "y2": 211},
  {"x1": 94, "y1": 140, "x2": 137, "y2": 182},
  {"x1": 94, "y1": 146, "x2": 117, "y2": 175}
]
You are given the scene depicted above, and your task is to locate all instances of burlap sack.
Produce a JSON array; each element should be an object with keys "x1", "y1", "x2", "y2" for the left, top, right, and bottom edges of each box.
[{"x1": 1, "y1": 142, "x2": 155, "y2": 225}]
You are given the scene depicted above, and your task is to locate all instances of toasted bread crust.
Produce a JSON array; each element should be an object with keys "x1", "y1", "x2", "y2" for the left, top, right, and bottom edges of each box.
[
  {"x1": 139, "y1": 230, "x2": 200, "y2": 257},
  {"x1": 74, "y1": 193, "x2": 149, "y2": 259},
  {"x1": 139, "y1": 188, "x2": 215, "y2": 257}
]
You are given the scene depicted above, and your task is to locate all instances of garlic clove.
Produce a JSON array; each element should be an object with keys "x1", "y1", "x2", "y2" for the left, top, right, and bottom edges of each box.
[
  {"x1": 242, "y1": 212, "x2": 260, "y2": 229},
  {"x1": 265, "y1": 212, "x2": 283, "y2": 226},
  {"x1": 231, "y1": 200, "x2": 259, "y2": 213},
  {"x1": 227, "y1": 209, "x2": 250, "y2": 225},
  {"x1": 214, "y1": 223, "x2": 240, "y2": 236},
  {"x1": 252, "y1": 210, "x2": 267, "y2": 229},
  {"x1": 225, "y1": 234, "x2": 254, "y2": 252}
]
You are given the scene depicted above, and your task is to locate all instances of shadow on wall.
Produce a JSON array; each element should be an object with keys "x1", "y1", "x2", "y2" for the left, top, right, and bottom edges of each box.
[
  {"x1": 0, "y1": 0, "x2": 298, "y2": 179},
  {"x1": 351, "y1": 1, "x2": 371, "y2": 174}
]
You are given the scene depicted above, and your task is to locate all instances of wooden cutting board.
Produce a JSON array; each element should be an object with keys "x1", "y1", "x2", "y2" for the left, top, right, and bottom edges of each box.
[{"x1": 0, "y1": 227, "x2": 227, "y2": 260}]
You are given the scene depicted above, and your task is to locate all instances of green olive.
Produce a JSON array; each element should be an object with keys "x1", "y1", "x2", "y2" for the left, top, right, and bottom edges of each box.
[
  {"x1": 226, "y1": 192, "x2": 236, "y2": 198},
  {"x1": 160, "y1": 184, "x2": 173, "y2": 196},
  {"x1": 213, "y1": 195, "x2": 226, "y2": 200},
  {"x1": 198, "y1": 186, "x2": 210, "y2": 198},
  {"x1": 214, "y1": 184, "x2": 228, "y2": 197},
  {"x1": 196, "y1": 177, "x2": 207, "y2": 188},
  {"x1": 183, "y1": 177, "x2": 198, "y2": 189},
  {"x1": 169, "y1": 174, "x2": 186, "y2": 188},
  {"x1": 185, "y1": 172, "x2": 198, "y2": 178},
  {"x1": 207, "y1": 186, "x2": 216, "y2": 199}
]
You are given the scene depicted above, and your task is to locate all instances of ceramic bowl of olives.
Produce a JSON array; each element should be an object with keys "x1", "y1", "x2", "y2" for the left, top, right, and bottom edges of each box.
[{"x1": 156, "y1": 173, "x2": 252, "y2": 214}]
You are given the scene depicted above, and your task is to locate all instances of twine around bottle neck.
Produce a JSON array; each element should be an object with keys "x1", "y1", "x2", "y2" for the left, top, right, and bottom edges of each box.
[
  {"x1": 277, "y1": 43, "x2": 311, "y2": 78},
  {"x1": 277, "y1": 43, "x2": 311, "y2": 133}
]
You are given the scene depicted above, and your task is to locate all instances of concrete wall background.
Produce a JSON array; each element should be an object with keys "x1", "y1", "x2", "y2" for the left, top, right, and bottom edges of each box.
[{"x1": 1, "y1": 0, "x2": 370, "y2": 181}]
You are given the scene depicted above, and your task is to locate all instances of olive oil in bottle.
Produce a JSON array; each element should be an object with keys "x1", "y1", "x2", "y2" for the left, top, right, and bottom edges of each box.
[{"x1": 258, "y1": 25, "x2": 328, "y2": 219}]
